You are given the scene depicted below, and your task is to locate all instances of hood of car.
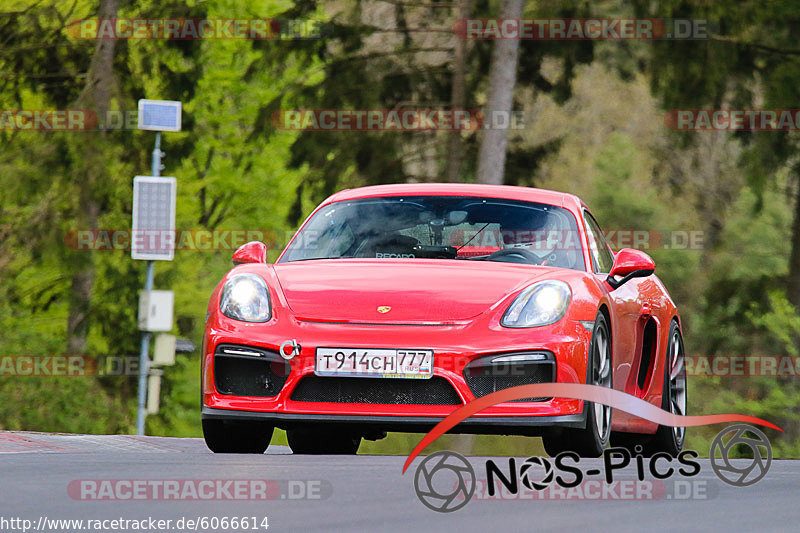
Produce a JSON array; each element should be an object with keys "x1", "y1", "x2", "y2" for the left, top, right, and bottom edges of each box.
[{"x1": 272, "y1": 259, "x2": 562, "y2": 324}]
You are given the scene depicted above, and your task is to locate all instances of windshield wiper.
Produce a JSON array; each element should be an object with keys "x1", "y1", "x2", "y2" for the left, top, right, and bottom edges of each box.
[
  {"x1": 455, "y1": 223, "x2": 491, "y2": 253},
  {"x1": 285, "y1": 256, "x2": 339, "y2": 262}
]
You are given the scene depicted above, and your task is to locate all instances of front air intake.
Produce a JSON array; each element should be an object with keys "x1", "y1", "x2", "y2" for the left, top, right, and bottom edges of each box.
[
  {"x1": 463, "y1": 351, "x2": 556, "y2": 402},
  {"x1": 214, "y1": 344, "x2": 290, "y2": 397},
  {"x1": 290, "y1": 376, "x2": 462, "y2": 405}
]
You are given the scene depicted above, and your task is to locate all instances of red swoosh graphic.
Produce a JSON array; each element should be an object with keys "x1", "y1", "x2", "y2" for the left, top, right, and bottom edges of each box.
[{"x1": 402, "y1": 383, "x2": 782, "y2": 473}]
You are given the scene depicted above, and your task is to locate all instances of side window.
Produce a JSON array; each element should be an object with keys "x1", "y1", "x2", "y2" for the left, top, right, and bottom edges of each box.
[{"x1": 583, "y1": 211, "x2": 615, "y2": 274}]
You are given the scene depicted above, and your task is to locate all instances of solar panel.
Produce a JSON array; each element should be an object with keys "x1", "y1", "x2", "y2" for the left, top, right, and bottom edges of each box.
[
  {"x1": 131, "y1": 176, "x2": 177, "y2": 261},
  {"x1": 137, "y1": 99, "x2": 182, "y2": 132}
]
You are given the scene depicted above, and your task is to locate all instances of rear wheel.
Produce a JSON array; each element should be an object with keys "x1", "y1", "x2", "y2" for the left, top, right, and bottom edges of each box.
[
  {"x1": 287, "y1": 427, "x2": 361, "y2": 455},
  {"x1": 611, "y1": 320, "x2": 686, "y2": 456},
  {"x1": 543, "y1": 311, "x2": 612, "y2": 457},
  {"x1": 202, "y1": 419, "x2": 273, "y2": 454}
]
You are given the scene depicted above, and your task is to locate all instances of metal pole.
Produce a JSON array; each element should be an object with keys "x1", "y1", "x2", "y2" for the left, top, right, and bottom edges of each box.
[
  {"x1": 136, "y1": 262, "x2": 153, "y2": 435},
  {"x1": 152, "y1": 132, "x2": 162, "y2": 177},
  {"x1": 136, "y1": 132, "x2": 163, "y2": 435}
]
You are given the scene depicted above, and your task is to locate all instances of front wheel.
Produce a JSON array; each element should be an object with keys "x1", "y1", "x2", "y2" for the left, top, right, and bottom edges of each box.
[
  {"x1": 543, "y1": 311, "x2": 612, "y2": 457},
  {"x1": 611, "y1": 320, "x2": 687, "y2": 456},
  {"x1": 202, "y1": 419, "x2": 274, "y2": 453},
  {"x1": 647, "y1": 321, "x2": 687, "y2": 454}
]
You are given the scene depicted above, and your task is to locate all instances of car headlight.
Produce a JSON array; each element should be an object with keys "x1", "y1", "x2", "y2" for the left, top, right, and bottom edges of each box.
[
  {"x1": 501, "y1": 280, "x2": 571, "y2": 328},
  {"x1": 220, "y1": 273, "x2": 272, "y2": 322}
]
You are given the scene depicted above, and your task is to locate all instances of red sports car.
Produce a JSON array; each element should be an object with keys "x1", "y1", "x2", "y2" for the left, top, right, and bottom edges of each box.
[{"x1": 201, "y1": 183, "x2": 687, "y2": 457}]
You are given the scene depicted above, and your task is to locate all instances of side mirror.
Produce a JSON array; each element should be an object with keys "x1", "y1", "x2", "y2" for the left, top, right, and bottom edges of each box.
[
  {"x1": 606, "y1": 248, "x2": 654, "y2": 289},
  {"x1": 233, "y1": 241, "x2": 268, "y2": 265}
]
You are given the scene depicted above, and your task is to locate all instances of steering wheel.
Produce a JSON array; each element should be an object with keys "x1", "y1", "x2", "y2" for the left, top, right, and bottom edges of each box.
[{"x1": 485, "y1": 248, "x2": 543, "y2": 265}]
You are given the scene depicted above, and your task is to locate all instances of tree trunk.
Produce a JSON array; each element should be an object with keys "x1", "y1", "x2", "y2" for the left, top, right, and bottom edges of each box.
[
  {"x1": 445, "y1": 0, "x2": 472, "y2": 182},
  {"x1": 66, "y1": 201, "x2": 99, "y2": 355},
  {"x1": 66, "y1": 0, "x2": 119, "y2": 354},
  {"x1": 476, "y1": 0, "x2": 524, "y2": 185},
  {"x1": 788, "y1": 183, "x2": 800, "y2": 310}
]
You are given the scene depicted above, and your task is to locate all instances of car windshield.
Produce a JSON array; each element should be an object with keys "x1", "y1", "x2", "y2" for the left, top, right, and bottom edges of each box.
[{"x1": 280, "y1": 196, "x2": 586, "y2": 271}]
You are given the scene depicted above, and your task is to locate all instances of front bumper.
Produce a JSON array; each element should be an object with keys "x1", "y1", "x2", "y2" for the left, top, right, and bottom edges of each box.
[
  {"x1": 201, "y1": 406, "x2": 586, "y2": 436},
  {"x1": 202, "y1": 314, "x2": 592, "y2": 433}
]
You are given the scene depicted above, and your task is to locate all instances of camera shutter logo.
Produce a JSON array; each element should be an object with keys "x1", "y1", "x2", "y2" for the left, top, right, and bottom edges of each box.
[
  {"x1": 709, "y1": 424, "x2": 772, "y2": 487},
  {"x1": 413, "y1": 451, "x2": 475, "y2": 512},
  {"x1": 519, "y1": 456, "x2": 554, "y2": 490}
]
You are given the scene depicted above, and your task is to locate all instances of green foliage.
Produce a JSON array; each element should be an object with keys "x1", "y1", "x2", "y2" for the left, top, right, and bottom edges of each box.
[
  {"x1": 749, "y1": 291, "x2": 800, "y2": 356},
  {"x1": 0, "y1": 376, "x2": 129, "y2": 434},
  {"x1": 0, "y1": 0, "x2": 310, "y2": 437}
]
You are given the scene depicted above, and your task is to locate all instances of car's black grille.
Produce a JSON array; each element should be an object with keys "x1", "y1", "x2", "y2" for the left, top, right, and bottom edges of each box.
[
  {"x1": 290, "y1": 376, "x2": 462, "y2": 405},
  {"x1": 464, "y1": 353, "x2": 555, "y2": 402},
  {"x1": 214, "y1": 344, "x2": 290, "y2": 398}
]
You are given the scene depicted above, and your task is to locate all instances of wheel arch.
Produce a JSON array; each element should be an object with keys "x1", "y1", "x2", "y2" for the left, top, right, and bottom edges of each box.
[
  {"x1": 670, "y1": 314, "x2": 682, "y2": 333},
  {"x1": 597, "y1": 302, "x2": 612, "y2": 361}
]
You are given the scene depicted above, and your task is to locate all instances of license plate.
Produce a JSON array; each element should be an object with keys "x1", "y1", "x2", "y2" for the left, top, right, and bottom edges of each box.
[{"x1": 315, "y1": 348, "x2": 433, "y2": 379}]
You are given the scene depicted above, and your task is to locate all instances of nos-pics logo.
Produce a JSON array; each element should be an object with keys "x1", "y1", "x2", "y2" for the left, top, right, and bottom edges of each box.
[{"x1": 413, "y1": 424, "x2": 772, "y2": 513}]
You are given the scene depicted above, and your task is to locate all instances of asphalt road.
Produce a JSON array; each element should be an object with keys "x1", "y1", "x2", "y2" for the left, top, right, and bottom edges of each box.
[{"x1": 0, "y1": 431, "x2": 797, "y2": 532}]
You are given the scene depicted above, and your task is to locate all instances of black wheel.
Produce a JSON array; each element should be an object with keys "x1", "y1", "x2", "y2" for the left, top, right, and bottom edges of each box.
[
  {"x1": 543, "y1": 311, "x2": 612, "y2": 457},
  {"x1": 611, "y1": 320, "x2": 687, "y2": 456},
  {"x1": 287, "y1": 427, "x2": 361, "y2": 455},
  {"x1": 202, "y1": 419, "x2": 273, "y2": 454}
]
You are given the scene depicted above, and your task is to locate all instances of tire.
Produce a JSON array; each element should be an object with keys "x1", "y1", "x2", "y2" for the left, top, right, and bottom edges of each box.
[
  {"x1": 287, "y1": 427, "x2": 361, "y2": 455},
  {"x1": 202, "y1": 419, "x2": 274, "y2": 454},
  {"x1": 610, "y1": 320, "x2": 687, "y2": 456},
  {"x1": 543, "y1": 311, "x2": 612, "y2": 458}
]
